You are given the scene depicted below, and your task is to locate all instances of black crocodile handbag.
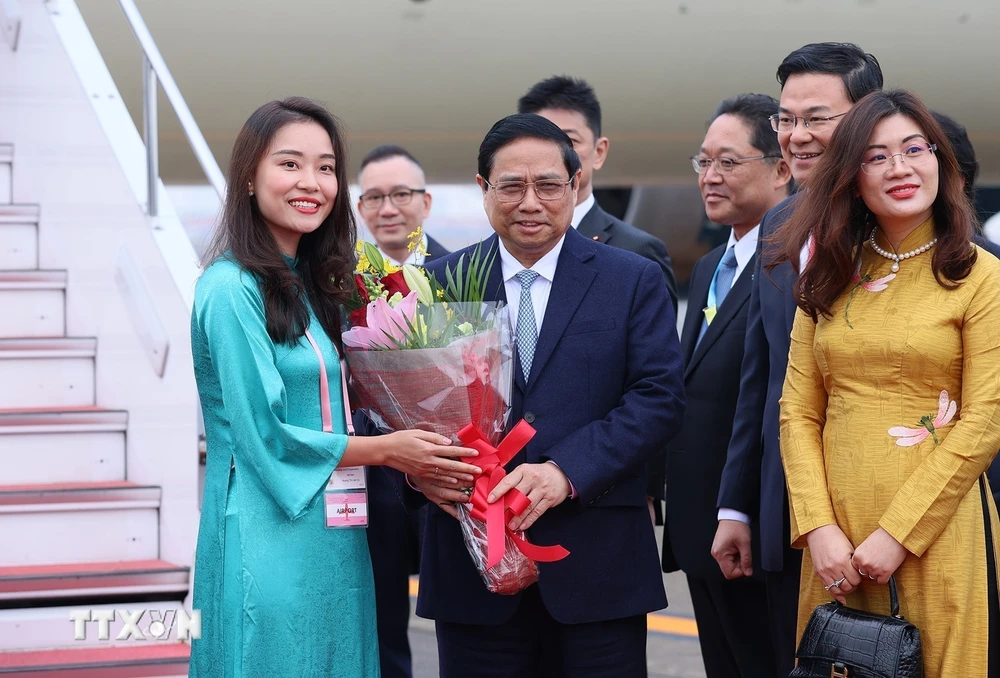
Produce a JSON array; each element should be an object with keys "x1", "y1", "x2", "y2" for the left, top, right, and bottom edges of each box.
[{"x1": 790, "y1": 576, "x2": 923, "y2": 678}]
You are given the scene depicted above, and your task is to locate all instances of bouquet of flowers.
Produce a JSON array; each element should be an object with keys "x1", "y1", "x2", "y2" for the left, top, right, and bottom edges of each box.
[{"x1": 342, "y1": 231, "x2": 568, "y2": 594}]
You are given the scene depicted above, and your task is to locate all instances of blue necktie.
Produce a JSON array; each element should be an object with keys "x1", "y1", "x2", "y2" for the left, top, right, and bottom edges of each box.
[
  {"x1": 515, "y1": 270, "x2": 539, "y2": 379},
  {"x1": 697, "y1": 245, "x2": 738, "y2": 345}
]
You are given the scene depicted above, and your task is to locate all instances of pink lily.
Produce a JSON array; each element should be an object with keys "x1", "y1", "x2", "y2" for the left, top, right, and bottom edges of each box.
[
  {"x1": 888, "y1": 390, "x2": 958, "y2": 446},
  {"x1": 856, "y1": 271, "x2": 896, "y2": 292},
  {"x1": 845, "y1": 268, "x2": 896, "y2": 329},
  {"x1": 343, "y1": 292, "x2": 419, "y2": 349}
]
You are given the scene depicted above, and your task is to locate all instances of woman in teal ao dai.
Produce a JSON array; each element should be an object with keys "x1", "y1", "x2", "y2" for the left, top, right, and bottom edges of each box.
[{"x1": 189, "y1": 98, "x2": 479, "y2": 677}]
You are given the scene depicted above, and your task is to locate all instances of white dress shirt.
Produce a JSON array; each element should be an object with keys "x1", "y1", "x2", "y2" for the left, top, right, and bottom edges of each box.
[
  {"x1": 497, "y1": 233, "x2": 566, "y2": 334},
  {"x1": 716, "y1": 224, "x2": 761, "y2": 526},
  {"x1": 570, "y1": 193, "x2": 596, "y2": 230},
  {"x1": 798, "y1": 234, "x2": 813, "y2": 274},
  {"x1": 497, "y1": 233, "x2": 574, "y2": 495},
  {"x1": 378, "y1": 232, "x2": 428, "y2": 267},
  {"x1": 726, "y1": 225, "x2": 759, "y2": 287}
]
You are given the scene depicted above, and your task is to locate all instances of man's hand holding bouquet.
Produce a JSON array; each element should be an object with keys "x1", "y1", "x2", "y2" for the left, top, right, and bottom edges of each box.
[{"x1": 342, "y1": 231, "x2": 568, "y2": 594}]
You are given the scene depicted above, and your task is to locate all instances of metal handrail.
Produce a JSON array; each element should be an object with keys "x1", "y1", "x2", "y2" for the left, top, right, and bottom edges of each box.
[
  {"x1": 118, "y1": 0, "x2": 226, "y2": 215},
  {"x1": 0, "y1": 0, "x2": 21, "y2": 51}
]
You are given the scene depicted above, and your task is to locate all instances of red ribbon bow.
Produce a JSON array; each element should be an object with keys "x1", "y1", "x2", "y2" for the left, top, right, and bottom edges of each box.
[{"x1": 458, "y1": 420, "x2": 571, "y2": 570}]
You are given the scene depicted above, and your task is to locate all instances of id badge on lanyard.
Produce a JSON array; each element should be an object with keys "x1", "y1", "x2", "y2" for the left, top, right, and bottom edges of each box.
[{"x1": 304, "y1": 329, "x2": 368, "y2": 529}]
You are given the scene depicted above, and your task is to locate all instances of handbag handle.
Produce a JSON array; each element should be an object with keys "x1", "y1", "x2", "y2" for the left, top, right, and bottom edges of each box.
[
  {"x1": 833, "y1": 575, "x2": 902, "y2": 618},
  {"x1": 888, "y1": 575, "x2": 901, "y2": 618}
]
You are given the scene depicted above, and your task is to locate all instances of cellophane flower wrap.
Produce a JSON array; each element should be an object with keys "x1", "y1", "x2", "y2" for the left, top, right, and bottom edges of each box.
[{"x1": 342, "y1": 235, "x2": 566, "y2": 594}]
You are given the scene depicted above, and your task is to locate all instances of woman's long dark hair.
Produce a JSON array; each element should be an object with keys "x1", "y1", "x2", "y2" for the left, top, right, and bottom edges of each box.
[
  {"x1": 773, "y1": 89, "x2": 976, "y2": 321},
  {"x1": 204, "y1": 97, "x2": 356, "y2": 348}
]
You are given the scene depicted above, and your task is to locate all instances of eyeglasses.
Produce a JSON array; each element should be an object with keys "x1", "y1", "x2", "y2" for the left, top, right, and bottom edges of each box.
[
  {"x1": 359, "y1": 188, "x2": 426, "y2": 211},
  {"x1": 769, "y1": 112, "x2": 849, "y2": 133},
  {"x1": 484, "y1": 179, "x2": 573, "y2": 203},
  {"x1": 690, "y1": 155, "x2": 782, "y2": 174},
  {"x1": 860, "y1": 143, "x2": 937, "y2": 175}
]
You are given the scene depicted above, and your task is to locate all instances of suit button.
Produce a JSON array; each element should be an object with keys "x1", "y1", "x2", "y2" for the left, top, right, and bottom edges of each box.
[{"x1": 523, "y1": 412, "x2": 536, "y2": 424}]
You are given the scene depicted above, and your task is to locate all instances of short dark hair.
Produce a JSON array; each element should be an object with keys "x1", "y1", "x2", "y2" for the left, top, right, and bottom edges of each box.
[
  {"x1": 776, "y1": 42, "x2": 883, "y2": 103},
  {"x1": 358, "y1": 144, "x2": 423, "y2": 176},
  {"x1": 932, "y1": 111, "x2": 977, "y2": 201},
  {"x1": 517, "y1": 76, "x2": 602, "y2": 139},
  {"x1": 712, "y1": 93, "x2": 782, "y2": 161},
  {"x1": 478, "y1": 114, "x2": 582, "y2": 184}
]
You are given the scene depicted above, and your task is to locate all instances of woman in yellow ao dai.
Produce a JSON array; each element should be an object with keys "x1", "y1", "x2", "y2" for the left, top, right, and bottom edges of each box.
[{"x1": 778, "y1": 89, "x2": 1000, "y2": 677}]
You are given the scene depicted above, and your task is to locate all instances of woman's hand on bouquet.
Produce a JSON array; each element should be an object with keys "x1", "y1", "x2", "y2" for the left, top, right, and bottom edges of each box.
[
  {"x1": 383, "y1": 430, "x2": 481, "y2": 485},
  {"x1": 805, "y1": 524, "x2": 860, "y2": 604},
  {"x1": 409, "y1": 475, "x2": 469, "y2": 520},
  {"x1": 851, "y1": 527, "x2": 908, "y2": 585},
  {"x1": 488, "y1": 462, "x2": 572, "y2": 532}
]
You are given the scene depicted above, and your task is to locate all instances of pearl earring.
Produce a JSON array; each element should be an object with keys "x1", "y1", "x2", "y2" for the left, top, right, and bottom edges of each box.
[{"x1": 248, "y1": 182, "x2": 254, "y2": 196}]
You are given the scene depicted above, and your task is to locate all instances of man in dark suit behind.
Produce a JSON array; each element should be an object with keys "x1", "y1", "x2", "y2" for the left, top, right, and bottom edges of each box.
[
  {"x1": 661, "y1": 94, "x2": 791, "y2": 678},
  {"x1": 355, "y1": 144, "x2": 449, "y2": 678},
  {"x1": 517, "y1": 76, "x2": 677, "y2": 312},
  {"x1": 519, "y1": 76, "x2": 679, "y2": 521},
  {"x1": 357, "y1": 145, "x2": 449, "y2": 266},
  {"x1": 410, "y1": 114, "x2": 685, "y2": 677},
  {"x1": 711, "y1": 43, "x2": 883, "y2": 677},
  {"x1": 932, "y1": 111, "x2": 1000, "y2": 502}
]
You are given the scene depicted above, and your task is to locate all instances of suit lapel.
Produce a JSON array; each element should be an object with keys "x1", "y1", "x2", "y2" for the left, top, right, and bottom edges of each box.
[
  {"x1": 685, "y1": 253, "x2": 756, "y2": 379},
  {"x1": 525, "y1": 230, "x2": 597, "y2": 392},
  {"x1": 480, "y1": 235, "x2": 507, "y2": 305},
  {"x1": 576, "y1": 204, "x2": 612, "y2": 244},
  {"x1": 680, "y1": 248, "x2": 721, "y2": 367},
  {"x1": 424, "y1": 235, "x2": 445, "y2": 263},
  {"x1": 780, "y1": 260, "x2": 799, "y2": 334}
]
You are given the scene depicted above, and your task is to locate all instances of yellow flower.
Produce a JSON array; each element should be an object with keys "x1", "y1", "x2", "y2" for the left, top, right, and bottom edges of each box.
[
  {"x1": 407, "y1": 227, "x2": 428, "y2": 256},
  {"x1": 355, "y1": 250, "x2": 370, "y2": 273},
  {"x1": 436, "y1": 289, "x2": 445, "y2": 300}
]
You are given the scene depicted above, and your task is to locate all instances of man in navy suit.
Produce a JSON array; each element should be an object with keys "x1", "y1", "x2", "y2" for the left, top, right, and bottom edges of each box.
[
  {"x1": 519, "y1": 75, "x2": 679, "y2": 522},
  {"x1": 660, "y1": 94, "x2": 791, "y2": 678},
  {"x1": 712, "y1": 43, "x2": 883, "y2": 677},
  {"x1": 410, "y1": 114, "x2": 685, "y2": 677},
  {"x1": 356, "y1": 144, "x2": 449, "y2": 678}
]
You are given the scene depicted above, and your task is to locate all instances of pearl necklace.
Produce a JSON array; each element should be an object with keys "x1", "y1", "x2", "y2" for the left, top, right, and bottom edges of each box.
[{"x1": 869, "y1": 229, "x2": 937, "y2": 272}]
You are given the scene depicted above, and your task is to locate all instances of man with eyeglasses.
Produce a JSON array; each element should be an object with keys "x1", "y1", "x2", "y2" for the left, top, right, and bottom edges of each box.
[
  {"x1": 519, "y1": 76, "x2": 680, "y2": 529},
  {"x1": 712, "y1": 43, "x2": 882, "y2": 677},
  {"x1": 658, "y1": 93, "x2": 791, "y2": 678},
  {"x1": 357, "y1": 145, "x2": 450, "y2": 267},
  {"x1": 356, "y1": 143, "x2": 450, "y2": 678},
  {"x1": 408, "y1": 113, "x2": 684, "y2": 677}
]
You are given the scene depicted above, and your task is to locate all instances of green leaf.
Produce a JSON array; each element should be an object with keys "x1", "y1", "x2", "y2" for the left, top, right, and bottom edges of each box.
[{"x1": 363, "y1": 241, "x2": 386, "y2": 276}]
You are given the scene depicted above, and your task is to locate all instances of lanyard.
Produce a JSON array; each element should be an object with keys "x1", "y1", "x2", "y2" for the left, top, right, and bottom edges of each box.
[
  {"x1": 304, "y1": 327, "x2": 368, "y2": 529},
  {"x1": 303, "y1": 328, "x2": 354, "y2": 435}
]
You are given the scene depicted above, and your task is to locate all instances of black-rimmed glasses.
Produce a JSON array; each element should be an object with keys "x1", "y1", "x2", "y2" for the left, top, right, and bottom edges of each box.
[
  {"x1": 860, "y1": 143, "x2": 937, "y2": 175},
  {"x1": 484, "y1": 179, "x2": 573, "y2": 203},
  {"x1": 359, "y1": 188, "x2": 426, "y2": 211},
  {"x1": 690, "y1": 155, "x2": 782, "y2": 174},
  {"x1": 769, "y1": 112, "x2": 849, "y2": 133}
]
